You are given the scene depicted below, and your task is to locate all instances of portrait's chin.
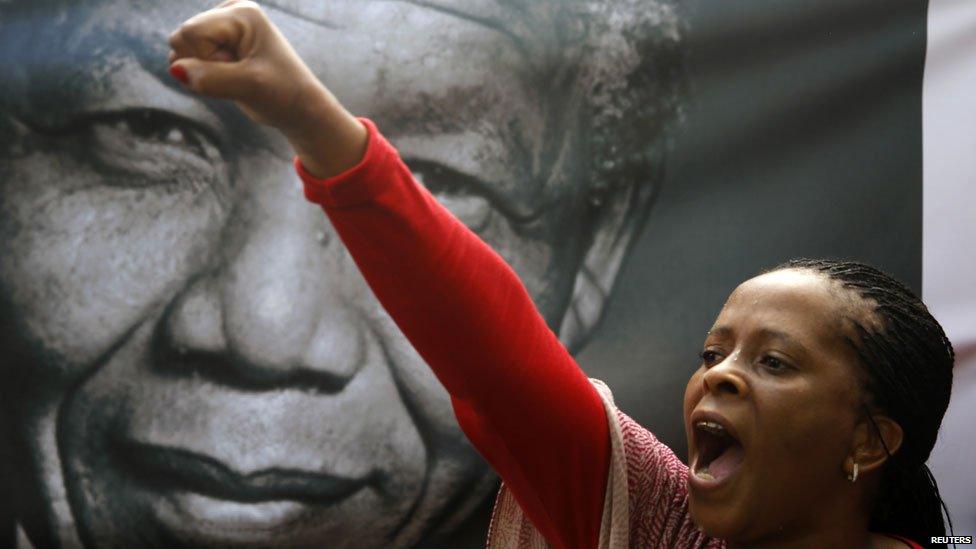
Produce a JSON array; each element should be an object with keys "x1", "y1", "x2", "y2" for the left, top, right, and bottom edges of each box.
[
  {"x1": 152, "y1": 494, "x2": 329, "y2": 543},
  {"x1": 69, "y1": 485, "x2": 386, "y2": 547},
  {"x1": 47, "y1": 328, "x2": 429, "y2": 548}
]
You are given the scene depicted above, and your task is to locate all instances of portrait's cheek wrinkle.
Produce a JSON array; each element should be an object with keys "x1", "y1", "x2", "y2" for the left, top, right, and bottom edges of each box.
[
  {"x1": 0, "y1": 123, "x2": 232, "y2": 378},
  {"x1": 80, "y1": 109, "x2": 227, "y2": 189},
  {"x1": 403, "y1": 152, "x2": 582, "y2": 318},
  {"x1": 55, "y1": 317, "x2": 430, "y2": 548}
]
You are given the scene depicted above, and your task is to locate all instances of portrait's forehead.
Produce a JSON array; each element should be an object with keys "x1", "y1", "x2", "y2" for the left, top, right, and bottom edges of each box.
[
  {"x1": 0, "y1": 1, "x2": 227, "y2": 132},
  {"x1": 22, "y1": 1, "x2": 546, "y2": 53},
  {"x1": 0, "y1": 0, "x2": 566, "y2": 108},
  {"x1": 1, "y1": 0, "x2": 682, "y2": 211},
  {"x1": 267, "y1": 0, "x2": 567, "y2": 41}
]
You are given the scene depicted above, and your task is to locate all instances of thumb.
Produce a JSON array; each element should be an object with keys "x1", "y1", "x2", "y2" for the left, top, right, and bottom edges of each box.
[{"x1": 169, "y1": 57, "x2": 255, "y2": 101}]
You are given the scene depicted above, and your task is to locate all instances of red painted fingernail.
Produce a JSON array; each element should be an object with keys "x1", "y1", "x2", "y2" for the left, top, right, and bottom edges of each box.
[{"x1": 169, "y1": 64, "x2": 189, "y2": 84}]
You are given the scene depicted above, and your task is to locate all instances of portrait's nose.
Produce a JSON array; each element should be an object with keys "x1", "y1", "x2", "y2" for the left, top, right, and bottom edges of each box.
[
  {"x1": 161, "y1": 163, "x2": 365, "y2": 391},
  {"x1": 701, "y1": 354, "x2": 749, "y2": 398}
]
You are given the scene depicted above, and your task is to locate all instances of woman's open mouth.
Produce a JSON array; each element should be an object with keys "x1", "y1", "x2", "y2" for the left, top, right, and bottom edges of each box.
[{"x1": 691, "y1": 413, "x2": 745, "y2": 486}]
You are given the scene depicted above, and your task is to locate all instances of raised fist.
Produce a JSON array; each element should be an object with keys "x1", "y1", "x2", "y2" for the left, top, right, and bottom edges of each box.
[
  {"x1": 169, "y1": 1, "x2": 366, "y2": 177},
  {"x1": 169, "y1": 1, "x2": 324, "y2": 133}
]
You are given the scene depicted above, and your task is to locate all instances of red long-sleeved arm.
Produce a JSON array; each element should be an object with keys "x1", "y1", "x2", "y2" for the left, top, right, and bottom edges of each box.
[{"x1": 296, "y1": 119, "x2": 610, "y2": 549}]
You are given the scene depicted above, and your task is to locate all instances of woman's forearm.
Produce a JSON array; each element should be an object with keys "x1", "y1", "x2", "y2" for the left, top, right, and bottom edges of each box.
[
  {"x1": 283, "y1": 82, "x2": 368, "y2": 180},
  {"x1": 297, "y1": 120, "x2": 610, "y2": 549}
]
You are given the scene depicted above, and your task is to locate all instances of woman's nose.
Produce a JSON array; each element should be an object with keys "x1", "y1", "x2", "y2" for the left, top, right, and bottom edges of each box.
[
  {"x1": 701, "y1": 353, "x2": 749, "y2": 398},
  {"x1": 160, "y1": 164, "x2": 366, "y2": 391}
]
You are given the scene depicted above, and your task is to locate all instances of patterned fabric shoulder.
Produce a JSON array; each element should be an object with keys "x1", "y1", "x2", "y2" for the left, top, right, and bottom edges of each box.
[{"x1": 487, "y1": 379, "x2": 723, "y2": 548}]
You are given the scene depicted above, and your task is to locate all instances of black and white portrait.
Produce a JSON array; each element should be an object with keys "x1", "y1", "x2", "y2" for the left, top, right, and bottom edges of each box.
[
  {"x1": 0, "y1": 1, "x2": 686, "y2": 546},
  {"x1": 2, "y1": 0, "x2": 950, "y2": 546}
]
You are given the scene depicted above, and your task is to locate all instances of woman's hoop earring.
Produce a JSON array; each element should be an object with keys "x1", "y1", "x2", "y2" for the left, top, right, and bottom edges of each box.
[{"x1": 847, "y1": 462, "x2": 859, "y2": 483}]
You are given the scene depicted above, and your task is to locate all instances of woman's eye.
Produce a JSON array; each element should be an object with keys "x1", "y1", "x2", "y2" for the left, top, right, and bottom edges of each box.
[
  {"x1": 760, "y1": 355, "x2": 790, "y2": 372},
  {"x1": 699, "y1": 350, "x2": 722, "y2": 366}
]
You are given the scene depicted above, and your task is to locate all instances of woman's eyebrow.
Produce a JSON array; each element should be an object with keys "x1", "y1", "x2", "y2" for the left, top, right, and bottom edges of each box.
[
  {"x1": 706, "y1": 326, "x2": 733, "y2": 339},
  {"x1": 707, "y1": 325, "x2": 809, "y2": 352},
  {"x1": 754, "y1": 328, "x2": 812, "y2": 356}
]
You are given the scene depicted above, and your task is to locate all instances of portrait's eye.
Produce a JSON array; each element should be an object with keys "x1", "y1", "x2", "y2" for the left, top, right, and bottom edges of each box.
[
  {"x1": 406, "y1": 159, "x2": 494, "y2": 233},
  {"x1": 70, "y1": 108, "x2": 225, "y2": 185}
]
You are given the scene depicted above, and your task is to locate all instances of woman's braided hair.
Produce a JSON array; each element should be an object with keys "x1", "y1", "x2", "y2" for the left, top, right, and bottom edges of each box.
[{"x1": 773, "y1": 258, "x2": 954, "y2": 548}]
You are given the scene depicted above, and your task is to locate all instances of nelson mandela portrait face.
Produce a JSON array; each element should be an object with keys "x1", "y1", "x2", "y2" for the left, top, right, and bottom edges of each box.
[{"x1": 0, "y1": 0, "x2": 684, "y2": 546}]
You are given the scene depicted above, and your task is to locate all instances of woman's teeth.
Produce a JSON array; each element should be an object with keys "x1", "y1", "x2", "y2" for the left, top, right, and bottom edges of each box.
[
  {"x1": 693, "y1": 419, "x2": 744, "y2": 483},
  {"x1": 695, "y1": 467, "x2": 715, "y2": 480},
  {"x1": 695, "y1": 420, "x2": 726, "y2": 434}
]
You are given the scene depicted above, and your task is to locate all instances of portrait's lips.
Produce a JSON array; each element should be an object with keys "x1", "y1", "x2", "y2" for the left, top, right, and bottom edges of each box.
[
  {"x1": 105, "y1": 437, "x2": 387, "y2": 538},
  {"x1": 114, "y1": 439, "x2": 379, "y2": 506},
  {"x1": 688, "y1": 409, "x2": 746, "y2": 492}
]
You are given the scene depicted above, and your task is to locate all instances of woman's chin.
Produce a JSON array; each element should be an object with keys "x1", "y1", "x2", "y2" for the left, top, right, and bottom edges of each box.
[{"x1": 687, "y1": 497, "x2": 744, "y2": 541}]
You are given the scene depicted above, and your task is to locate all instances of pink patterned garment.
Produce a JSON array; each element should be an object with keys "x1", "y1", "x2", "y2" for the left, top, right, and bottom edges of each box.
[
  {"x1": 488, "y1": 380, "x2": 723, "y2": 549},
  {"x1": 615, "y1": 409, "x2": 723, "y2": 548}
]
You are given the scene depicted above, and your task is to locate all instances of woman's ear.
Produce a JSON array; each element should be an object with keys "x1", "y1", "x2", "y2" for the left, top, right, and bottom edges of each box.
[{"x1": 848, "y1": 414, "x2": 904, "y2": 477}]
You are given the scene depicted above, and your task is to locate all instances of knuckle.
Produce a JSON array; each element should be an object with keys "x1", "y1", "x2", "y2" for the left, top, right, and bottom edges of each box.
[
  {"x1": 231, "y1": 2, "x2": 265, "y2": 22},
  {"x1": 236, "y1": 1, "x2": 263, "y2": 11},
  {"x1": 179, "y1": 18, "x2": 205, "y2": 40},
  {"x1": 168, "y1": 29, "x2": 191, "y2": 52}
]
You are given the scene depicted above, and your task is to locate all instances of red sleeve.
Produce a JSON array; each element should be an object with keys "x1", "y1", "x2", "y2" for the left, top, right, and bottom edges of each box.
[{"x1": 296, "y1": 119, "x2": 610, "y2": 549}]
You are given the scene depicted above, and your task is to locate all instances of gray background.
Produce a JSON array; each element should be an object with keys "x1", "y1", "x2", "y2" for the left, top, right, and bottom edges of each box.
[{"x1": 578, "y1": 0, "x2": 926, "y2": 458}]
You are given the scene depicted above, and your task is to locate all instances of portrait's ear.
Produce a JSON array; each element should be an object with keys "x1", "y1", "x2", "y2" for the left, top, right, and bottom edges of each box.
[{"x1": 558, "y1": 184, "x2": 653, "y2": 352}]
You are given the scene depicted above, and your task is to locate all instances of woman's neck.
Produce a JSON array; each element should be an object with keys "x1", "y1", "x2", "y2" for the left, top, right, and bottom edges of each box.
[{"x1": 727, "y1": 480, "x2": 907, "y2": 549}]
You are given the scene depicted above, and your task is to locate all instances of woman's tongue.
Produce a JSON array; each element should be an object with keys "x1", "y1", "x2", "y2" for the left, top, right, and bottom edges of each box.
[{"x1": 700, "y1": 444, "x2": 745, "y2": 482}]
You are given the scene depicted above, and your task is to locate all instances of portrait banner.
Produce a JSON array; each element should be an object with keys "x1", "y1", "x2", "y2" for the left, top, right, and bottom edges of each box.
[{"x1": 0, "y1": 0, "x2": 971, "y2": 547}]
